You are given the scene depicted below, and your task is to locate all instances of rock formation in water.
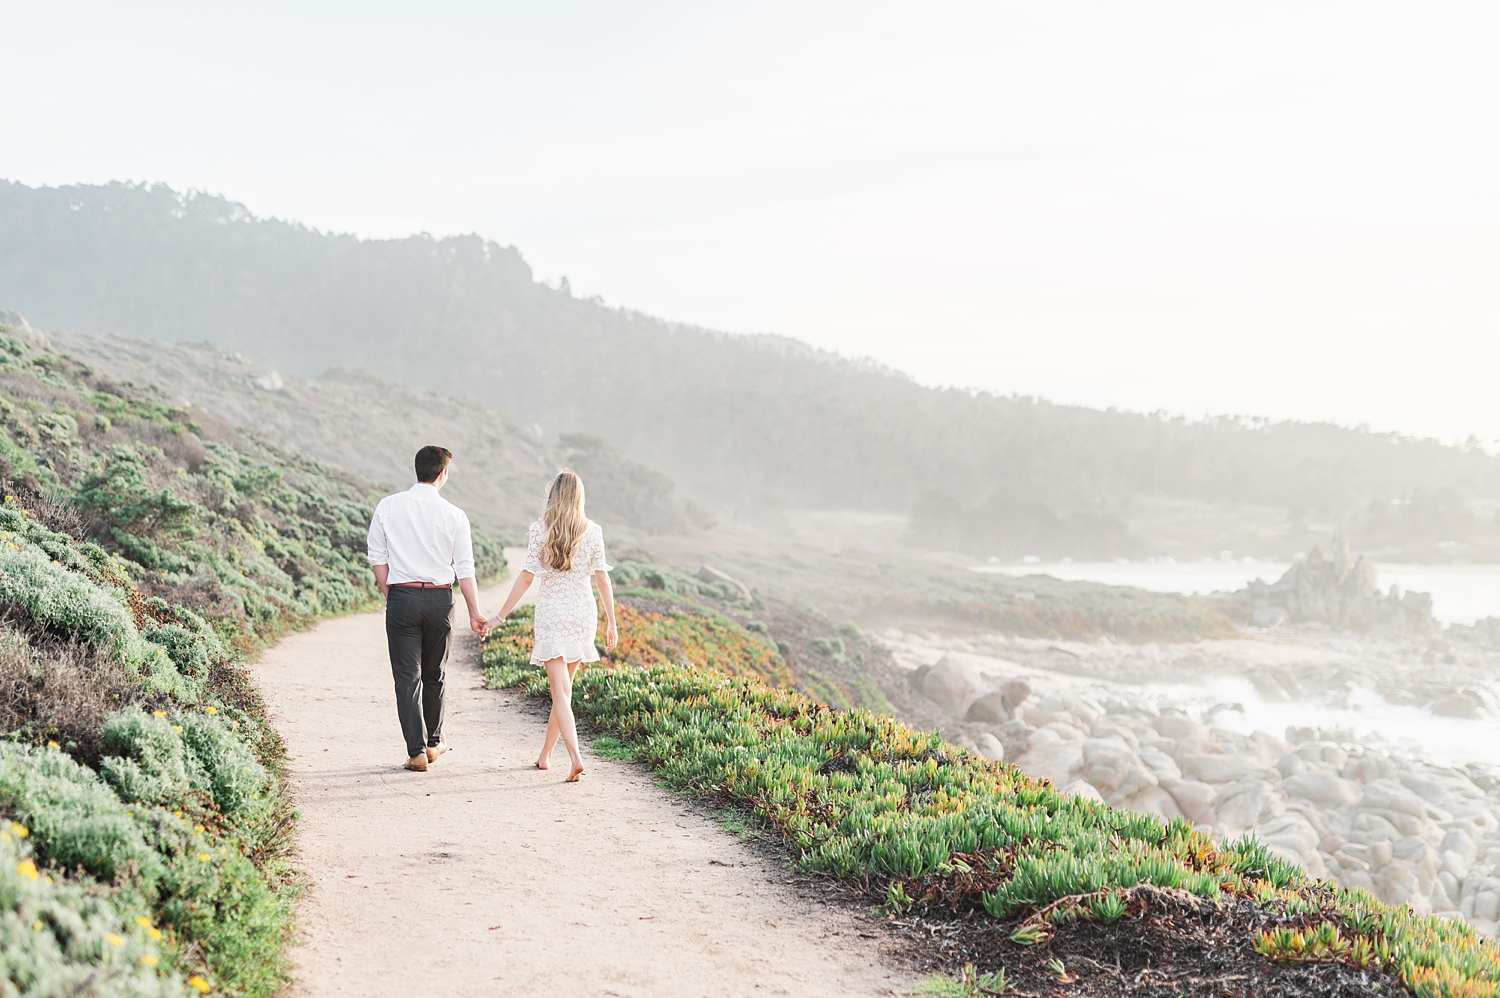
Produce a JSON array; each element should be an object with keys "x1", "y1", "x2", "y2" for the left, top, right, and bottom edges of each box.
[{"x1": 1245, "y1": 536, "x2": 1435, "y2": 635}]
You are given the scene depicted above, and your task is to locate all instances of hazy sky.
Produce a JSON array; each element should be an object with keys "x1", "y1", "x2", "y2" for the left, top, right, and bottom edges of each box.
[{"x1": 3, "y1": 2, "x2": 1497, "y2": 443}]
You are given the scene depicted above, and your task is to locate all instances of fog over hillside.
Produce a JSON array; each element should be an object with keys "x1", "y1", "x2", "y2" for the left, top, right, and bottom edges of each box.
[{"x1": 4, "y1": 179, "x2": 1499, "y2": 560}]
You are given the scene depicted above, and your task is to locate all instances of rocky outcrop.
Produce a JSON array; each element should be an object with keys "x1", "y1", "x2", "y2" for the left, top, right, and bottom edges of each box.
[
  {"x1": 1246, "y1": 536, "x2": 1435, "y2": 635},
  {"x1": 882, "y1": 618, "x2": 1500, "y2": 935},
  {"x1": 0, "y1": 310, "x2": 49, "y2": 349}
]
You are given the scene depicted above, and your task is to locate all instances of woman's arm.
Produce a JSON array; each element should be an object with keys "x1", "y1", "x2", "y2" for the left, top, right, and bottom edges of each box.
[
  {"x1": 486, "y1": 570, "x2": 534, "y2": 630},
  {"x1": 595, "y1": 570, "x2": 617, "y2": 650}
]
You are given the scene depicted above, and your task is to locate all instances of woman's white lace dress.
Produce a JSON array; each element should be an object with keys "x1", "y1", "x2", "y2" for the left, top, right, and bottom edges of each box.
[{"x1": 524, "y1": 520, "x2": 610, "y2": 664}]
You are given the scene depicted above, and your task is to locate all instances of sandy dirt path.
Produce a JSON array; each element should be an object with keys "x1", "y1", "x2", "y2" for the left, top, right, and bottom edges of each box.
[{"x1": 253, "y1": 581, "x2": 911, "y2": 997}]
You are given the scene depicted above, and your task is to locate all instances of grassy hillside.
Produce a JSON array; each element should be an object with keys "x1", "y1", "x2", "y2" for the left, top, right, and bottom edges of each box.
[
  {"x1": 0, "y1": 322, "x2": 502, "y2": 995},
  {"x1": 44, "y1": 329, "x2": 711, "y2": 541},
  {"x1": 481, "y1": 594, "x2": 1500, "y2": 997},
  {"x1": 4, "y1": 181, "x2": 1498, "y2": 562}
]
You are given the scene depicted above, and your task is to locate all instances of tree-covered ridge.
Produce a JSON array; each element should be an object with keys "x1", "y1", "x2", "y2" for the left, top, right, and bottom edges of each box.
[
  {"x1": 0, "y1": 323, "x2": 503, "y2": 995},
  {"x1": 2, "y1": 180, "x2": 1497, "y2": 552}
]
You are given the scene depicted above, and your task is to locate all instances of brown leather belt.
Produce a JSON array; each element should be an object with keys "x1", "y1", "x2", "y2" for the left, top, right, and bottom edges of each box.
[{"x1": 389, "y1": 581, "x2": 452, "y2": 589}]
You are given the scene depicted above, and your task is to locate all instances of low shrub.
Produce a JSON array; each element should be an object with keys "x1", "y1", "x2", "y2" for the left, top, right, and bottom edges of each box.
[
  {"x1": 0, "y1": 742, "x2": 163, "y2": 888},
  {"x1": 0, "y1": 545, "x2": 136, "y2": 655},
  {"x1": 99, "y1": 709, "x2": 196, "y2": 811},
  {"x1": 0, "y1": 821, "x2": 180, "y2": 997},
  {"x1": 611, "y1": 560, "x2": 750, "y2": 604},
  {"x1": 176, "y1": 712, "x2": 267, "y2": 817},
  {"x1": 0, "y1": 622, "x2": 142, "y2": 763}
]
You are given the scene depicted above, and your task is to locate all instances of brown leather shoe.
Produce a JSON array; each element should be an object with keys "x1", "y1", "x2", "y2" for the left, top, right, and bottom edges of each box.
[
  {"x1": 426, "y1": 742, "x2": 449, "y2": 763},
  {"x1": 404, "y1": 753, "x2": 428, "y2": 772}
]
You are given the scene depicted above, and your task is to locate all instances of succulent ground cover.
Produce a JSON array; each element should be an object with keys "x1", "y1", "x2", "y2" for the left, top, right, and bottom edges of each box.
[
  {"x1": 483, "y1": 595, "x2": 1500, "y2": 996},
  {"x1": 0, "y1": 325, "x2": 502, "y2": 995}
]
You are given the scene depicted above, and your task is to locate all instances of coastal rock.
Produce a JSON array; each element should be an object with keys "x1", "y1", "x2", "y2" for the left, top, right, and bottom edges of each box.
[
  {"x1": 1138, "y1": 747, "x2": 1183, "y2": 788},
  {"x1": 1249, "y1": 536, "x2": 1435, "y2": 635},
  {"x1": 974, "y1": 733, "x2": 1005, "y2": 761},
  {"x1": 1061, "y1": 779, "x2": 1105, "y2": 802},
  {"x1": 1117, "y1": 785, "x2": 1184, "y2": 823},
  {"x1": 920, "y1": 654, "x2": 984, "y2": 714},
  {"x1": 1168, "y1": 781, "x2": 1217, "y2": 823},
  {"x1": 1298, "y1": 742, "x2": 1349, "y2": 769},
  {"x1": 965, "y1": 691, "x2": 1010, "y2": 724},
  {"x1": 1360, "y1": 780, "x2": 1446, "y2": 821},
  {"x1": 1281, "y1": 770, "x2": 1360, "y2": 809},
  {"x1": 1276, "y1": 753, "x2": 1305, "y2": 778},
  {"x1": 999, "y1": 680, "x2": 1032, "y2": 716},
  {"x1": 1210, "y1": 779, "x2": 1285, "y2": 838},
  {"x1": 1014, "y1": 742, "x2": 1083, "y2": 788},
  {"x1": 1344, "y1": 754, "x2": 1399, "y2": 784},
  {"x1": 1180, "y1": 754, "x2": 1279, "y2": 785},
  {"x1": 995, "y1": 720, "x2": 1033, "y2": 760},
  {"x1": 1431, "y1": 688, "x2": 1497, "y2": 720},
  {"x1": 1081, "y1": 738, "x2": 1157, "y2": 805},
  {"x1": 1153, "y1": 714, "x2": 1208, "y2": 741}
]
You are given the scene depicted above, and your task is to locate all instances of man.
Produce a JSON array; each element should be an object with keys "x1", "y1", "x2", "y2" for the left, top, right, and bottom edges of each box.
[{"x1": 367, "y1": 445, "x2": 488, "y2": 772}]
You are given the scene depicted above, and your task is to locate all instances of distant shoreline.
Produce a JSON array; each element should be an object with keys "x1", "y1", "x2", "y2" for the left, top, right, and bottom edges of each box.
[{"x1": 971, "y1": 560, "x2": 1500, "y2": 625}]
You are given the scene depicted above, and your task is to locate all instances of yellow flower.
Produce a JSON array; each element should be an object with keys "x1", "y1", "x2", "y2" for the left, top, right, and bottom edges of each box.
[
  {"x1": 171, "y1": 725, "x2": 183, "y2": 733},
  {"x1": 189, "y1": 975, "x2": 211, "y2": 993},
  {"x1": 141, "y1": 954, "x2": 158, "y2": 967},
  {"x1": 16, "y1": 860, "x2": 38, "y2": 881},
  {"x1": 197, "y1": 853, "x2": 211, "y2": 863},
  {"x1": 136, "y1": 916, "x2": 153, "y2": 929},
  {"x1": 149, "y1": 927, "x2": 162, "y2": 940},
  {"x1": 195, "y1": 824, "x2": 205, "y2": 833},
  {"x1": 153, "y1": 711, "x2": 166, "y2": 718},
  {"x1": 46, "y1": 740, "x2": 58, "y2": 749},
  {"x1": 31, "y1": 920, "x2": 42, "y2": 931},
  {"x1": 11, "y1": 822, "x2": 28, "y2": 837},
  {"x1": 203, "y1": 706, "x2": 218, "y2": 715},
  {"x1": 173, "y1": 810, "x2": 183, "y2": 818},
  {"x1": 104, "y1": 933, "x2": 123, "y2": 947}
]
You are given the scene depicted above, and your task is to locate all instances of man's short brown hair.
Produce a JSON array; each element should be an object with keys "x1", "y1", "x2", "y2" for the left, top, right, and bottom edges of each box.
[{"x1": 415, "y1": 446, "x2": 453, "y2": 483}]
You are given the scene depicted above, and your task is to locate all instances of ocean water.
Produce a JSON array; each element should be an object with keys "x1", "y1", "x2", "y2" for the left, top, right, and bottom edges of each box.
[
  {"x1": 1147, "y1": 675, "x2": 1500, "y2": 769},
  {"x1": 972, "y1": 561, "x2": 1500, "y2": 625}
]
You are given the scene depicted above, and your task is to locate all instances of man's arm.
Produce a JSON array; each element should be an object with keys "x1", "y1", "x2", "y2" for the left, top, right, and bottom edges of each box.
[
  {"x1": 454, "y1": 512, "x2": 484, "y2": 633},
  {"x1": 367, "y1": 501, "x2": 389, "y2": 598},
  {"x1": 458, "y1": 576, "x2": 486, "y2": 634}
]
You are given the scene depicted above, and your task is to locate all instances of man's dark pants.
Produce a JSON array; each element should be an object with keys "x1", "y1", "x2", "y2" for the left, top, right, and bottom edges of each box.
[{"x1": 385, "y1": 586, "x2": 453, "y2": 759}]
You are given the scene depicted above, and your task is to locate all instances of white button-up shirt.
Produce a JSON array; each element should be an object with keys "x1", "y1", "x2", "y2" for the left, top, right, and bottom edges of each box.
[{"x1": 367, "y1": 483, "x2": 475, "y2": 585}]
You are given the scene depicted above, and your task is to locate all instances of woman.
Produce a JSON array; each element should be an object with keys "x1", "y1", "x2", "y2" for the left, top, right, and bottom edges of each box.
[{"x1": 487, "y1": 470, "x2": 617, "y2": 782}]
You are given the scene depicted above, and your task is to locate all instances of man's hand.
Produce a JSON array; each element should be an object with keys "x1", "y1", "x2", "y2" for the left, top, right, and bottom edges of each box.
[
  {"x1": 372, "y1": 564, "x2": 390, "y2": 599},
  {"x1": 470, "y1": 612, "x2": 489, "y2": 636}
]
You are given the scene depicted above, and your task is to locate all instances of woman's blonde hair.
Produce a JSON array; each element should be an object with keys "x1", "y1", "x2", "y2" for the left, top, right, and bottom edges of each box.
[{"x1": 542, "y1": 470, "x2": 588, "y2": 571}]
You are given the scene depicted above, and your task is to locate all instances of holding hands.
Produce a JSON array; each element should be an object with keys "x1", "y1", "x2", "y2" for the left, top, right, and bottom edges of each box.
[
  {"x1": 479, "y1": 611, "x2": 508, "y2": 638},
  {"x1": 470, "y1": 610, "x2": 494, "y2": 636}
]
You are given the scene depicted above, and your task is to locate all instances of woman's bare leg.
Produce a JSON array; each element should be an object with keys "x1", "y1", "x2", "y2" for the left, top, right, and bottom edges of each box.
[
  {"x1": 541, "y1": 658, "x2": 585, "y2": 781},
  {"x1": 536, "y1": 661, "x2": 581, "y2": 769}
]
